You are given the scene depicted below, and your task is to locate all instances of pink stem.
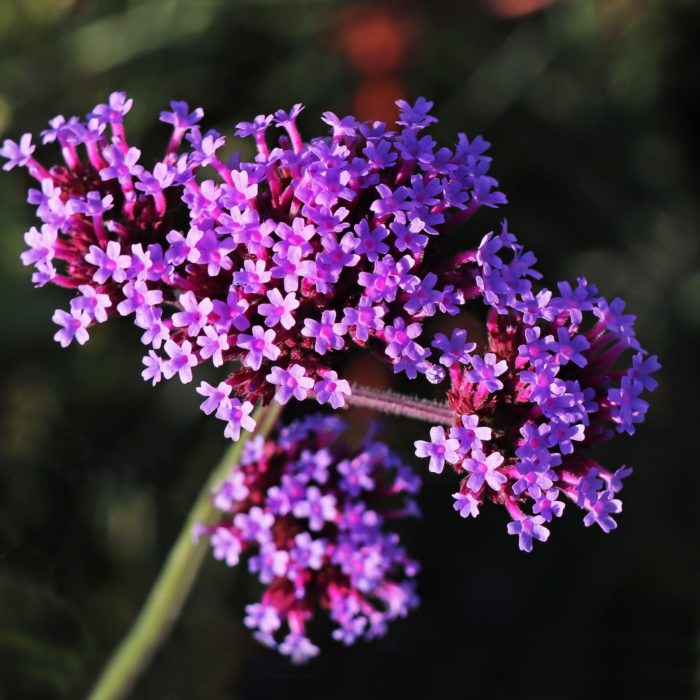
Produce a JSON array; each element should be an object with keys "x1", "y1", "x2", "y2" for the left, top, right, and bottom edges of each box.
[
  {"x1": 92, "y1": 215, "x2": 107, "y2": 246},
  {"x1": 166, "y1": 128, "x2": 185, "y2": 156},
  {"x1": 61, "y1": 144, "x2": 79, "y2": 169}
]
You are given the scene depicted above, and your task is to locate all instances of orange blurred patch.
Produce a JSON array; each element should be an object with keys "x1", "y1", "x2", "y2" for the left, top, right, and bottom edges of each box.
[
  {"x1": 335, "y1": 4, "x2": 420, "y2": 75},
  {"x1": 353, "y1": 77, "x2": 403, "y2": 123},
  {"x1": 483, "y1": 0, "x2": 557, "y2": 18}
]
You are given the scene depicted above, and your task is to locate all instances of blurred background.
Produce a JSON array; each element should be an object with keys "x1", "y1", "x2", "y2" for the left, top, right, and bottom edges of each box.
[{"x1": 0, "y1": 0, "x2": 698, "y2": 698}]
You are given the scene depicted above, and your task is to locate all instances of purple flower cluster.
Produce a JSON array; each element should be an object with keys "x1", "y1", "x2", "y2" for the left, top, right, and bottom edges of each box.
[
  {"x1": 414, "y1": 222, "x2": 660, "y2": 551},
  {"x1": 4, "y1": 93, "x2": 659, "y2": 558},
  {"x1": 197, "y1": 414, "x2": 420, "y2": 662},
  {"x1": 3, "y1": 93, "x2": 507, "y2": 440}
]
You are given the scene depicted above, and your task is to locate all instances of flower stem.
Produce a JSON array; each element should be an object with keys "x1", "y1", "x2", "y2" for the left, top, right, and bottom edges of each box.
[
  {"x1": 87, "y1": 401, "x2": 283, "y2": 700},
  {"x1": 346, "y1": 384, "x2": 454, "y2": 426}
]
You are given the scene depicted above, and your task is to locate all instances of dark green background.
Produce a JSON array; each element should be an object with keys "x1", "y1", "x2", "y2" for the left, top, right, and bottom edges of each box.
[{"x1": 0, "y1": 1, "x2": 697, "y2": 698}]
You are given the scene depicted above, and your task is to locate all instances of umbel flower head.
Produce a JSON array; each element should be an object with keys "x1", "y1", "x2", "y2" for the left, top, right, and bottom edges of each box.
[
  {"x1": 414, "y1": 223, "x2": 660, "y2": 552},
  {"x1": 3, "y1": 93, "x2": 508, "y2": 440},
  {"x1": 196, "y1": 414, "x2": 421, "y2": 663}
]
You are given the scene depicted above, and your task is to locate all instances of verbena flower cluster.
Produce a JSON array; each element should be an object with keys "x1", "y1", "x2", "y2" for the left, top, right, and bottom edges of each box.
[
  {"x1": 3, "y1": 93, "x2": 508, "y2": 440},
  {"x1": 3, "y1": 93, "x2": 659, "y2": 560},
  {"x1": 196, "y1": 414, "x2": 420, "y2": 663},
  {"x1": 414, "y1": 222, "x2": 660, "y2": 551}
]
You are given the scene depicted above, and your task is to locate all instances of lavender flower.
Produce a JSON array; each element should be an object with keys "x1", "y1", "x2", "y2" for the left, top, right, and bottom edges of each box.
[{"x1": 198, "y1": 414, "x2": 420, "y2": 662}]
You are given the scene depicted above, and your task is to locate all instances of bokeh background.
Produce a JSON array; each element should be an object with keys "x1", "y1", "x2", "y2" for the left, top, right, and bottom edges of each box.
[{"x1": 0, "y1": 0, "x2": 698, "y2": 698}]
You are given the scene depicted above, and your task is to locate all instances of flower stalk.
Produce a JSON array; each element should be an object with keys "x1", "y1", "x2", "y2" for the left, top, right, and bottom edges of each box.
[
  {"x1": 345, "y1": 383, "x2": 454, "y2": 426},
  {"x1": 87, "y1": 400, "x2": 282, "y2": 700}
]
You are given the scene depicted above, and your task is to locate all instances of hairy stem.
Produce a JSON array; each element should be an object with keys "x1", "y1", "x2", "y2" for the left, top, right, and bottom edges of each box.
[
  {"x1": 346, "y1": 384, "x2": 454, "y2": 426},
  {"x1": 87, "y1": 401, "x2": 283, "y2": 700}
]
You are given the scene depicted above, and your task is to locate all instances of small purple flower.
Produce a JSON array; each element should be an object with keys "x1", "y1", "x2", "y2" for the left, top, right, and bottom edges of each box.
[
  {"x1": 172, "y1": 291, "x2": 213, "y2": 335},
  {"x1": 314, "y1": 371, "x2": 351, "y2": 409},
  {"x1": 71, "y1": 285, "x2": 112, "y2": 323},
  {"x1": 432, "y1": 328, "x2": 476, "y2": 367},
  {"x1": 100, "y1": 145, "x2": 142, "y2": 184},
  {"x1": 135, "y1": 307, "x2": 170, "y2": 349},
  {"x1": 549, "y1": 326, "x2": 590, "y2": 368},
  {"x1": 269, "y1": 247, "x2": 308, "y2": 293},
  {"x1": 234, "y1": 506, "x2": 275, "y2": 544},
  {"x1": 384, "y1": 317, "x2": 423, "y2": 361},
  {"x1": 236, "y1": 326, "x2": 280, "y2": 371},
  {"x1": 449, "y1": 414, "x2": 492, "y2": 454},
  {"x1": 279, "y1": 634, "x2": 320, "y2": 664},
  {"x1": 211, "y1": 527, "x2": 242, "y2": 566},
  {"x1": 1, "y1": 134, "x2": 35, "y2": 170},
  {"x1": 342, "y1": 298, "x2": 385, "y2": 342},
  {"x1": 583, "y1": 492, "x2": 622, "y2": 533},
  {"x1": 196, "y1": 326, "x2": 230, "y2": 367},
  {"x1": 159, "y1": 100, "x2": 204, "y2": 129},
  {"x1": 232, "y1": 258, "x2": 271, "y2": 293},
  {"x1": 533, "y1": 489, "x2": 565, "y2": 521},
  {"x1": 292, "y1": 486, "x2": 338, "y2": 532},
  {"x1": 301, "y1": 310, "x2": 346, "y2": 355},
  {"x1": 551, "y1": 278, "x2": 597, "y2": 325},
  {"x1": 90, "y1": 92, "x2": 133, "y2": 124},
  {"x1": 134, "y1": 163, "x2": 175, "y2": 195},
  {"x1": 466, "y1": 352, "x2": 508, "y2": 393},
  {"x1": 68, "y1": 191, "x2": 114, "y2": 217},
  {"x1": 244, "y1": 603, "x2": 282, "y2": 635},
  {"x1": 547, "y1": 420, "x2": 585, "y2": 455},
  {"x1": 52, "y1": 309, "x2": 90, "y2": 347},
  {"x1": 196, "y1": 381, "x2": 232, "y2": 415},
  {"x1": 517, "y1": 326, "x2": 553, "y2": 367},
  {"x1": 274, "y1": 103, "x2": 304, "y2": 127},
  {"x1": 266, "y1": 364, "x2": 314, "y2": 404},
  {"x1": 211, "y1": 292, "x2": 250, "y2": 333},
  {"x1": 630, "y1": 353, "x2": 660, "y2": 392},
  {"x1": 218, "y1": 398, "x2": 256, "y2": 441},
  {"x1": 414, "y1": 426, "x2": 460, "y2": 474},
  {"x1": 258, "y1": 288, "x2": 299, "y2": 330},
  {"x1": 396, "y1": 97, "x2": 438, "y2": 129},
  {"x1": 353, "y1": 220, "x2": 390, "y2": 262},
  {"x1": 513, "y1": 289, "x2": 553, "y2": 325},
  {"x1": 21, "y1": 224, "x2": 57, "y2": 269},
  {"x1": 606, "y1": 465, "x2": 633, "y2": 494},
  {"x1": 507, "y1": 516, "x2": 550, "y2": 553},
  {"x1": 512, "y1": 467, "x2": 555, "y2": 500},
  {"x1": 116, "y1": 281, "x2": 162, "y2": 316},
  {"x1": 235, "y1": 114, "x2": 273, "y2": 139},
  {"x1": 214, "y1": 471, "x2": 252, "y2": 510},
  {"x1": 463, "y1": 450, "x2": 506, "y2": 491},
  {"x1": 452, "y1": 491, "x2": 480, "y2": 518},
  {"x1": 163, "y1": 339, "x2": 197, "y2": 383},
  {"x1": 85, "y1": 241, "x2": 131, "y2": 284},
  {"x1": 141, "y1": 350, "x2": 165, "y2": 385},
  {"x1": 290, "y1": 532, "x2": 326, "y2": 571},
  {"x1": 608, "y1": 376, "x2": 649, "y2": 435},
  {"x1": 593, "y1": 297, "x2": 639, "y2": 349}
]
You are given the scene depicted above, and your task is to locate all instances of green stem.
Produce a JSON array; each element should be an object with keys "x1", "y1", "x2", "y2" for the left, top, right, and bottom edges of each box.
[{"x1": 87, "y1": 401, "x2": 283, "y2": 700}]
